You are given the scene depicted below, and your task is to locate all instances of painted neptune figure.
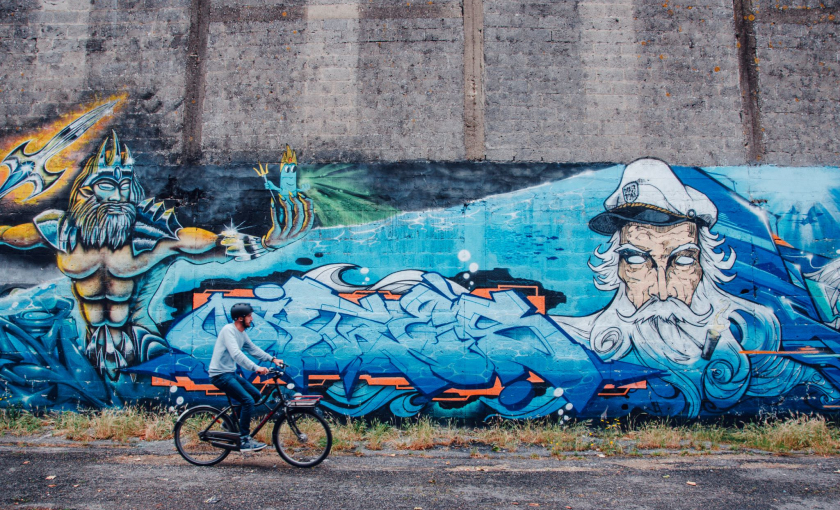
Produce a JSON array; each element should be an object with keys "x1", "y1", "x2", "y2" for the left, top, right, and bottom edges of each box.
[{"x1": 0, "y1": 103, "x2": 312, "y2": 380}]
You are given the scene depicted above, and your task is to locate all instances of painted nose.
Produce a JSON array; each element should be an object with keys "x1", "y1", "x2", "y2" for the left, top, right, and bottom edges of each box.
[{"x1": 653, "y1": 266, "x2": 669, "y2": 301}]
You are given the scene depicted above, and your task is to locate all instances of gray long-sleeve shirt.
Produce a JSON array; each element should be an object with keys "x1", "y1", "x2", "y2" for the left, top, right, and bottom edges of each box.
[{"x1": 208, "y1": 323, "x2": 273, "y2": 377}]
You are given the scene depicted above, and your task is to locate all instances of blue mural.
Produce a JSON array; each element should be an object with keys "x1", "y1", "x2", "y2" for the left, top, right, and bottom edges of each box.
[{"x1": 3, "y1": 102, "x2": 840, "y2": 420}]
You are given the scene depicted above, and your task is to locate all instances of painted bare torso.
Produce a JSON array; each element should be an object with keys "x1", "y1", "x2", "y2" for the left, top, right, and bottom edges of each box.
[{"x1": 56, "y1": 241, "x2": 176, "y2": 328}]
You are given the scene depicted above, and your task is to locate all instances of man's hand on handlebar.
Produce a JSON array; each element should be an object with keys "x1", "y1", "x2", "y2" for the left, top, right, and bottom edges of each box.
[
  {"x1": 272, "y1": 358, "x2": 284, "y2": 367},
  {"x1": 256, "y1": 366, "x2": 270, "y2": 375}
]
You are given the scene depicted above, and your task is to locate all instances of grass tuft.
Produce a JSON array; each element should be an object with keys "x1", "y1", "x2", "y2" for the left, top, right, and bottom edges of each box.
[
  {"x1": 1, "y1": 408, "x2": 839, "y2": 456},
  {"x1": 738, "y1": 414, "x2": 840, "y2": 454},
  {"x1": 0, "y1": 408, "x2": 44, "y2": 435}
]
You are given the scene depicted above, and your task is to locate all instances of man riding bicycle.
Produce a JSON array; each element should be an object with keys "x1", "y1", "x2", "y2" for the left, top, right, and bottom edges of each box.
[{"x1": 208, "y1": 303, "x2": 282, "y2": 452}]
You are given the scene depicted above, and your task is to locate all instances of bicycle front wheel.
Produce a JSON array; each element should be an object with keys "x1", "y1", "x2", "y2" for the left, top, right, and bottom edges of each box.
[
  {"x1": 174, "y1": 406, "x2": 234, "y2": 466},
  {"x1": 272, "y1": 410, "x2": 332, "y2": 468}
]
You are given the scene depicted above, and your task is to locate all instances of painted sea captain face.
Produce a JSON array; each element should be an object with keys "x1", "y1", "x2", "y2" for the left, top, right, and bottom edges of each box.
[
  {"x1": 618, "y1": 221, "x2": 703, "y2": 308},
  {"x1": 588, "y1": 158, "x2": 720, "y2": 311}
]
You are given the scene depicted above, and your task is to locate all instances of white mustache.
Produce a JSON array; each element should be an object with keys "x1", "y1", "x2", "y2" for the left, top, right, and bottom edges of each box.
[{"x1": 618, "y1": 296, "x2": 712, "y2": 327}]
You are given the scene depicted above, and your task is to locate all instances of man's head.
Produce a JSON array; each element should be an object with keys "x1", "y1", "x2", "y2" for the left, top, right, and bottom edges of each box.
[
  {"x1": 68, "y1": 131, "x2": 145, "y2": 249},
  {"x1": 230, "y1": 303, "x2": 254, "y2": 329},
  {"x1": 589, "y1": 158, "x2": 733, "y2": 309}
]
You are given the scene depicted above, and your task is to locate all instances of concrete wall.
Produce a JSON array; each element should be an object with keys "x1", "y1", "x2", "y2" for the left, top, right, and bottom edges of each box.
[
  {"x1": 0, "y1": 0, "x2": 839, "y2": 421},
  {"x1": 2, "y1": 0, "x2": 837, "y2": 165}
]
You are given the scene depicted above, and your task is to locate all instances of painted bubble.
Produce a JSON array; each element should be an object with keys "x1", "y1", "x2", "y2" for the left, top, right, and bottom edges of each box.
[{"x1": 254, "y1": 284, "x2": 284, "y2": 300}]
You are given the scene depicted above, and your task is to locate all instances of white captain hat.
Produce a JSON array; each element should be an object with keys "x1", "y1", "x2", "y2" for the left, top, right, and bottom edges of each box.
[{"x1": 589, "y1": 158, "x2": 718, "y2": 236}]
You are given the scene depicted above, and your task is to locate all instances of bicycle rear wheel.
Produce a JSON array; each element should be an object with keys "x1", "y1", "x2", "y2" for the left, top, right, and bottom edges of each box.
[
  {"x1": 272, "y1": 410, "x2": 332, "y2": 468},
  {"x1": 174, "y1": 406, "x2": 234, "y2": 466}
]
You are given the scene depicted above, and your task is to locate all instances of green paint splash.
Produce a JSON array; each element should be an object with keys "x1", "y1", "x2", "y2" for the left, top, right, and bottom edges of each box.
[{"x1": 299, "y1": 163, "x2": 400, "y2": 227}]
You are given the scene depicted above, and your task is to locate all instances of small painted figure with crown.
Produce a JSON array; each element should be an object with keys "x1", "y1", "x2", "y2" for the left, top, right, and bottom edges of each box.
[{"x1": 254, "y1": 144, "x2": 311, "y2": 209}]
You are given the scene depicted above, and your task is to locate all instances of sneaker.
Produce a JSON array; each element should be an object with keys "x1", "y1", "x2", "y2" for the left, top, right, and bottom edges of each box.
[{"x1": 240, "y1": 436, "x2": 267, "y2": 452}]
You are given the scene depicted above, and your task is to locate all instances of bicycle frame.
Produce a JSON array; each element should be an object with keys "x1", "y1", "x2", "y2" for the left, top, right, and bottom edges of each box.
[{"x1": 198, "y1": 370, "x2": 322, "y2": 450}]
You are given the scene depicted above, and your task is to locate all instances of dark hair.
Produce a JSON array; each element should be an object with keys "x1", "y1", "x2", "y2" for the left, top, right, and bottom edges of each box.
[{"x1": 230, "y1": 303, "x2": 253, "y2": 321}]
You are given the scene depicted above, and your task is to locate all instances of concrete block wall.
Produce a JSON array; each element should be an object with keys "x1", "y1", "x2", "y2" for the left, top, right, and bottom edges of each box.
[
  {"x1": 199, "y1": 0, "x2": 466, "y2": 163},
  {"x1": 2, "y1": 0, "x2": 837, "y2": 165},
  {"x1": 755, "y1": 0, "x2": 840, "y2": 164}
]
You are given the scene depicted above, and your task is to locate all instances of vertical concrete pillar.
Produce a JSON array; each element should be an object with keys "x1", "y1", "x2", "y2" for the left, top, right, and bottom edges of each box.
[
  {"x1": 463, "y1": 0, "x2": 485, "y2": 161},
  {"x1": 732, "y1": 0, "x2": 764, "y2": 163},
  {"x1": 182, "y1": 0, "x2": 211, "y2": 165}
]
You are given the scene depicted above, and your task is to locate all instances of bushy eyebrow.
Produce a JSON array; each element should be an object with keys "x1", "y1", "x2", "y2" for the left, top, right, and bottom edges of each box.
[
  {"x1": 669, "y1": 243, "x2": 700, "y2": 257},
  {"x1": 617, "y1": 243, "x2": 647, "y2": 255}
]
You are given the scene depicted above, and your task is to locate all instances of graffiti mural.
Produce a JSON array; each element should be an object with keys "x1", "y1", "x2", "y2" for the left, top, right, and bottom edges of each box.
[
  {"x1": 0, "y1": 101, "x2": 312, "y2": 401},
  {"x1": 2, "y1": 101, "x2": 840, "y2": 420}
]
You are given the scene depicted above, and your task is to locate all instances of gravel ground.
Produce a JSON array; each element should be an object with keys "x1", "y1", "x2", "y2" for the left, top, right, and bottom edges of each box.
[{"x1": 1, "y1": 437, "x2": 840, "y2": 510}]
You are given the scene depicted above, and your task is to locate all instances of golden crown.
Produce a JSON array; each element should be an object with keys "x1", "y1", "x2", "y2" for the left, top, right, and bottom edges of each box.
[{"x1": 280, "y1": 145, "x2": 297, "y2": 165}]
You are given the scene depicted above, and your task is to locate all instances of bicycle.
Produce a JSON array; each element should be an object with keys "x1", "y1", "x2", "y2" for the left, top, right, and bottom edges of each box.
[{"x1": 173, "y1": 364, "x2": 332, "y2": 468}]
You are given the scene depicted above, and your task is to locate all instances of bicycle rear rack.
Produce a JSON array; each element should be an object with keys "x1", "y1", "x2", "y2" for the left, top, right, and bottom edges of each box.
[{"x1": 287, "y1": 395, "x2": 322, "y2": 408}]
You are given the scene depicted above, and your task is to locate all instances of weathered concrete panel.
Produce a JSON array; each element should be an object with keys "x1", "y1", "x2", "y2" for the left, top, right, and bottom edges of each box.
[
  {"x1": 484, "y1": 0, "x2": 746, "y2": 165},
  {"x1": 197, "y1": 0, "x2": 465, "y2": 163},
  {"x1": 755, "y1": 3, "x2": 840, "y2": 165}
]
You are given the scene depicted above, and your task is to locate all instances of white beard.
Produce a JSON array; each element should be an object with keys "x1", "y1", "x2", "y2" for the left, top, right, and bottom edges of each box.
[
  {"x1": 591, "y1": 278, "x2": 743, "y2": 365},
  {"x1": 581, "y1": 278, "x2": 832, "y2": 417},
  {"x1": 587, "y1": 279, "x2": 753, "y2": 416}
]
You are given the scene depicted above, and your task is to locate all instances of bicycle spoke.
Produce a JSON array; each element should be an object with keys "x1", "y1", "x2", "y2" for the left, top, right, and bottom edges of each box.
[
  {"x1": 174, "y1": 407, "x2": 233, "y2": 466},
  {"x1": 273, "y1": 411, "x2": 332, "y2": 468}
]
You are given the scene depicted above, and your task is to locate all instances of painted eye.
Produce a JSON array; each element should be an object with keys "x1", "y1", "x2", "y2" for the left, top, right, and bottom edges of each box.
[
  {"x1": 119, "y1": 181, "x2": 131, "y2": 190},
  {"x1": 675, "y1": 256, "x2": 696, "y2": 266},
  {"x1": 96, "y1": 182, "x2": 115, "y2": 191},
  {"x1": 625, "y1": 255, "x2": 647, "y2": 265}
]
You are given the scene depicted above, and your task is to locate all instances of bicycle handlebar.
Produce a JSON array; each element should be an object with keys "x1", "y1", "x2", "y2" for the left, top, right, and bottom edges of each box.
[{"x1": 265, "y1": 366, "x2": 286, "y2": 378}]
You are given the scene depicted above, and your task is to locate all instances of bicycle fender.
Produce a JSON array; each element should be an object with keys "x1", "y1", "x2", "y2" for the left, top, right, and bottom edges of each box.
[{"x1": 176, "y1": 405, "x2": 223, "y2": 423}]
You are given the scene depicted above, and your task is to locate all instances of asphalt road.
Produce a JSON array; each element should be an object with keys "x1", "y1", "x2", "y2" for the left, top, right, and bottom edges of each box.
[{"x1": 2, "y1": 443, "x2": 839, "y2": 510}]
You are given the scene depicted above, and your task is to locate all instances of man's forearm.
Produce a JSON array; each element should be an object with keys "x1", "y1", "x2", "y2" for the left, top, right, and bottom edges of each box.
[{"x1": 244, "y1": 339, "x2": 273, "y2": 363}]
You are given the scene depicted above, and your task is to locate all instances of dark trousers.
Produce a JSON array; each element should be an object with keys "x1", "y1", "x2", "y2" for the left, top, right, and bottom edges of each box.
[{"x1": 210, "y1": 372, "x2": 262, "y2": 438}]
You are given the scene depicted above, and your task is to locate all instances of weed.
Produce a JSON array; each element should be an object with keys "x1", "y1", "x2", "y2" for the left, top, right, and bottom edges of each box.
[
  {"x1": 633, "y1": 419, "x2": 686, "y2": 449},
  {"x1": 1, "y1": 407, "x2": 838, "y2": 456},
  {"x1": 52, "y1": 411, "x2": 94, "y2": 440},
  {"x1": 365, "y1": 420, "x2": 398, "y2": 450},
  {"x1": 737, "y1": 414, "x2": 840, "y2": 454},
  {"x1": 0, "y1": 409, "x2": 44, "y2": 435},
  {"x1": 400, "y1": 416, "x2": 439, "y2": 450},
  {"x1": 475, "y1": 419, "x2": 520, "y2": 452},
  {"x1": 330, "y1": 418, "x2": 366, "y2": 452}
]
